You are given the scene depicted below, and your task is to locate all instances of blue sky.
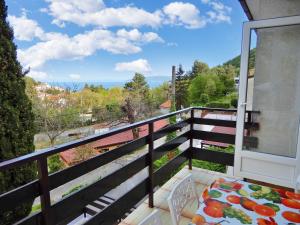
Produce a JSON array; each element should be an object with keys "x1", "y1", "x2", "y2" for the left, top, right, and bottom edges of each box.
[{"x1": 7, "y1": 0, "x2": 248, "y2": 82}]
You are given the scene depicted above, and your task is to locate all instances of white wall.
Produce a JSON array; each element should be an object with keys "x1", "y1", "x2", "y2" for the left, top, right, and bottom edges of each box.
[
  {"x1": 245, "y1": 0, "x2": 300, "y2": 20},
  {"x1": 244, "y1": 0, "x2": 300, "y2": 157}
]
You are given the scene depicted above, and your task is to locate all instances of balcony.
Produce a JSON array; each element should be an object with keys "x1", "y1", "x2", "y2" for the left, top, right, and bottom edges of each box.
[{"x1": 0, "y1": 107, "x2": 262, "y2": 225}]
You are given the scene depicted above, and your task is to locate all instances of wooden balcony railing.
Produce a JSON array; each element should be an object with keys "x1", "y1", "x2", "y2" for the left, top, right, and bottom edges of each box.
[{"x1": 0, "y1": 107, "x2": 259, "y2": 225}]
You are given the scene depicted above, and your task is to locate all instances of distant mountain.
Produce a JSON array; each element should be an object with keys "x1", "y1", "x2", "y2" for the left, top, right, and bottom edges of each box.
[{"x1": 224, "y1": 48, "x2": 256, "y2": 70}]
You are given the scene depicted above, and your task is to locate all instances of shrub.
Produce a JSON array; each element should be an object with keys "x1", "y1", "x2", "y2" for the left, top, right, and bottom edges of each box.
[
  {"x1": 62, "y1": 184, "x2": 85, "y2": 198},
  {"x1": 206, "y1": 101, "x2": 231, "y2": 108},
  {"x1": 192, "y1": 160, "x2": 226, "y2": 173},
  {"x1": 31, "y1": 204, "x2": 41, "y2": 213},
  {"x1": 48, "y1": 154, "x2": 63, "y2": 174},
  {"x1": 192, "y1": 146, "x2": 234, "y2": 173},
  {"x1": 200, "y1": 93, "x2": 209, "y2": 104},
  {"x1": 230, "y1": 98, "x2": 238, "y2": 108}
]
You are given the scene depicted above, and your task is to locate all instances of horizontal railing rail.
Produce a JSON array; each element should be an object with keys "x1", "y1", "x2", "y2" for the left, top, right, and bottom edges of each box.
[
  {"x1": 0, "y1": 108, "x2": 192, "y2": 171},
  {"x1": 193, "y1": 118, "x2": 259, "y2": 129},
  {"x1": 192, "y1": 106, "x2": 260, "y2": 114},
  {"x1": 0, "y1": 107, "x2": 259, "y2": 225},
  {"x1": 192, "y1": 147, "x2": 234, "y2": 166},
  {"x1": 85, "y1": 150, "x2": 190, "y2": 225}
]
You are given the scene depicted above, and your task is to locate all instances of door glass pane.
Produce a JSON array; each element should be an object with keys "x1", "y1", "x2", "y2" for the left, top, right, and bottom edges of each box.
[{"x1": 243, "y1": 25, "x2": 300, "y2": 158}]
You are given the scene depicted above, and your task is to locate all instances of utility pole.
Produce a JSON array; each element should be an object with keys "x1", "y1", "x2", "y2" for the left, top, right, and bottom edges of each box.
[{"x1": 171, "y1": 65, "x2": 176, "y2": 107}]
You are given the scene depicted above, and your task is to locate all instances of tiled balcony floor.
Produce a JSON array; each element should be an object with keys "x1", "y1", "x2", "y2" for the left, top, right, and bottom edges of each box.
[{"x1": 119, "y1": 166, "x2": 240, "y2": 225}]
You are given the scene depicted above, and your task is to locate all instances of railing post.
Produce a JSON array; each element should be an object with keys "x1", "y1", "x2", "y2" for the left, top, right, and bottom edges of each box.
[
  {"x1": 189, "y1": 108, "x2": 194, "y2": 170},
  {"x1": 148, "y1": 122, "x2": 154, "y2": 208},
  {"x1": 37, "y1": 157, "x2": 52, "y2": 225},
  {"x1": 246, "y1": 111, "x2": 252, "y2": 136}
]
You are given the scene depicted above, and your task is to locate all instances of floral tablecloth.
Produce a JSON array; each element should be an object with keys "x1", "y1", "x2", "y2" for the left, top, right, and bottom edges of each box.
[{"x1": 190, "y1": 178, "x2": 300, "y2": 225}]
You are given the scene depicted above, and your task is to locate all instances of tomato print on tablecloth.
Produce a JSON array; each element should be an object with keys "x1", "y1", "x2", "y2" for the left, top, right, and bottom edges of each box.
[{"x1": 189, "y1": 178, "x2": 300, "y2": 225}]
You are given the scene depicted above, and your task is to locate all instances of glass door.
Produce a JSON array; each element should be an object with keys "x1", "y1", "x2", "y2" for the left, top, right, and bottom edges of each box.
[{"x1": 234, "y1": 16, "x2": 300, "y2": 188}]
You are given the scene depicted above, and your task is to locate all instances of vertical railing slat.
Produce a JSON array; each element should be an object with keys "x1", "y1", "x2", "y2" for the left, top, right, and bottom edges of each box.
[
  {"x1": 37, "y1": 157, "x2": 52, "y2": 225},
  {"x1": 148, "y1": 122, "x2": 154, "y2": 208},
  {"x1": 189, "y1": 109, "x2": 194, "y2": 170}
]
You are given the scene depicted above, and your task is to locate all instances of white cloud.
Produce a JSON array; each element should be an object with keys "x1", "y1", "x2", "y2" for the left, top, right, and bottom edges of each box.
[
  {"x1": 69, "y1": 74, "x2": 81, "y2": 80},
  {"x1": 9, "y1": 1, "x2": 232, "y2": 79},
  {"x1": 52, "y1": 19, "x2": 66, "y2": 28},
  {"x1": 17, "y1": 28, "x2": 162, "y2": 69},
  {"x1": 7, "y1": 14, "x2": 69, "y2": 41},
  {"x1": 166, "y1": 42, "x2": 178, "y2": 47},
  {"x1": 115, "y1": 59, "x2": 151, "y2": 73},
  {"x1": 163, "y1": 2, "x2": 206, "y2": 29},
  {"x1": 201, "y1": 0, "x2": 232, "y2": 23},
  {"x1": 116, "y1": 29, "x2": 164, "y2": 43},
  {"x1": 8, "y1": 14, "x2": 44, "y2": 41},
  {"x1": 9, "y1": 15, "x2": 163, "y2": 70},
  {"x1": 17, "y1": 29, "x2": 144, "y2": 69},
  {"x1": 44, "y1": 0, "x2": 161, "y2": 28},
  {"x1": 27, "y1": 70, "x2": 48, "y2": 80},
  {"x1": 41, "y1": 0, "x2": 230, "y2": 30},
  {"x1": 39, "y1": 8, "x2": 48, "y2": 13}
]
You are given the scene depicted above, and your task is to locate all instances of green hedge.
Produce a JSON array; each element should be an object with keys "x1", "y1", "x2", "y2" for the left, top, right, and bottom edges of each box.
[
  {"x1": 206, "y1": 101, "x2": 231, "y2": 108},
  {"x1": 192, "y1": 146, "x2": 234, "y2": 173},
  {"x1": 62, "y1": 184, "x2": 85, "y2": 198}
]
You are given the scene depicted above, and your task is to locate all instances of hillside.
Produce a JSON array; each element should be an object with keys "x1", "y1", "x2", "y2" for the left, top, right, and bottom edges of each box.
[{"x1": 224, "y1": 48, "x2": 256, "y2": 70}]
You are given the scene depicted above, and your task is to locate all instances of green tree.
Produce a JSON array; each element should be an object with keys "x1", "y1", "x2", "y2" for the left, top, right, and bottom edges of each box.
[
  {"x1": 23, "y1": 76, "x2": 41, "y2": 116},
  {"x1": 123, "y1": 73, "x2": 151, "y2": 139},
  {"x1": 211, "y1": 65, "x2": 236, "y2": 94},
  {"x1": 35, "y1": 97, "x2": 81, "y2": 146},
  {"x1": 23, "y1": 76, "x2": 38, "y2": 100},
  {"x1": 150, "y1": 82, "x2": 170, "y2": 107},
  {"x1": 175, "y1": 65, "x2": 190, "y2": 110},
  {"x1": 190, "y1": 60, "x2": 209, "y2": 78},
  {"x1": 189, "y1": 72, "x2": 226, "y2": 105},
  {"x1": 124, "y1": 73, "x2": 150, "y2": 95},
  {"x1": 0, "y1": 1, "x2": 36, "y2": 223},
  {"x1": 45, "y1": 88, "x2": 62, "y2": 95},
  {"x1": 84, "y1": 84, "x2": 106, "y2": 93}
]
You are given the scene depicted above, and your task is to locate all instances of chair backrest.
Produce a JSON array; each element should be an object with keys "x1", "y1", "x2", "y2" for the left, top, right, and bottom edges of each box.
[
  {"x1": 138, "y1": 209, "x2": 162, "y2": 225},
  {"x1": 296, "y1": 175, "x2": 300, "y2": 193},
  {"x1": 167, "y1": 174, "x2": 199, "y2": 225}
]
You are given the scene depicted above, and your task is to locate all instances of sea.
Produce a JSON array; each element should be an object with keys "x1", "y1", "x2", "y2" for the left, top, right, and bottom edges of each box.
[{"x1": 48, "y1": 77, "x2": 170, "y2": 90}]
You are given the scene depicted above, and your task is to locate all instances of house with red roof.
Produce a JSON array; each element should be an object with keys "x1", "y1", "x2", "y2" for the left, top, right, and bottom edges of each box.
[
  {"x1": 60, "y1": 119, "x2": 168, "y2": 166},
  {"x1": 159, "y1": 100, "x2": 171, "y2": 110},
  {"x1": 159, "y1": 100, "x2": 172, "y2": 114}
]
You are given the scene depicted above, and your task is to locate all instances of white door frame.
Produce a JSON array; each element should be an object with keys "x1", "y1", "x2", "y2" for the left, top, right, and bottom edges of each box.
[{"x1": 234, "y1": 16, "x2": 300, "y2": 189}]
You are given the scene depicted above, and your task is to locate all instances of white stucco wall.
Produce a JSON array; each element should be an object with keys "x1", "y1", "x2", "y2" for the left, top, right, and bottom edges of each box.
[
  {"x1": 245, "y1": 0, "x2": 300, "y2": 20},
  {"x1": 244, "y1": 0, "x2": 300, "y2": 157}
]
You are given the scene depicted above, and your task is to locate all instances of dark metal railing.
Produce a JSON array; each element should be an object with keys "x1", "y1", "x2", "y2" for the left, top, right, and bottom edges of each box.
[{"x1": 0, "y1": 107, "x2": 259, "y2": 225}]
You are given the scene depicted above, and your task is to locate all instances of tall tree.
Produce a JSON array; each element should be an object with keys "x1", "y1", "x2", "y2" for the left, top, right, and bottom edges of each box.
[
  {"x1": 175, "y1": 65, "x2": 189, "y2": 110},
  {"x1": 150, "y1": 82, "x2": 170, "y2": 108},
  {"x1": 122, "y1": 73, "x2": 151, "y2": 139},
  {"x1": 188, "y1": 73, "x2": 224, "y2": 105},
  {"x1": 211, "y1": 64, "x2": 236, "y2": 94},
  {"x1": 0, "y1": 1, "x2": 36, "y2": 224},
  {"x1": 190, "y1": 60, "x2": 209, "y2": 78}
]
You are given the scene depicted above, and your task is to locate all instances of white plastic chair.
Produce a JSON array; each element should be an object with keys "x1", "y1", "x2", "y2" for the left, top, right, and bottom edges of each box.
[
  {"x1": 296, "y1": 175, "x2": 300, "y2": 193},
  {"x1": 138, "y1": 209, "x2": 162, "y2": 225},
  {"x1": 167, "y1": 174, "x2": 199, "y2": 225}
]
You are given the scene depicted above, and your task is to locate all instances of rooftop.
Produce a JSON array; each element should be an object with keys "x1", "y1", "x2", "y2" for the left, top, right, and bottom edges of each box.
[{"x1": 60, "y1": 119, "x2": 168, "y2": 165}]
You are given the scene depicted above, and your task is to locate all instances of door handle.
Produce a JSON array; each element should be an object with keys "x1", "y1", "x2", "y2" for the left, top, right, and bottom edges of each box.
[{"x1": 240, "y1": 102, "x2": 247, "y2": 107}]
